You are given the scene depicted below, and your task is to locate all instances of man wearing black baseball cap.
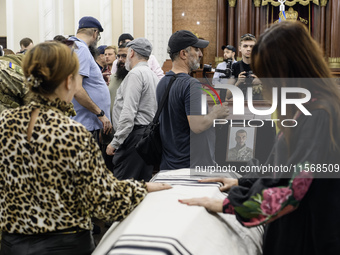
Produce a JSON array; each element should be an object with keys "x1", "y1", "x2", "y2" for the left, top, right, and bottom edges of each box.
[
  {"x1": 167, "y1": 30, "x2": 209, "y2": 55},
  {"x1": 221, "y1": 45, "x2": 236, "y2": 63},
  {"x1": 213, "y1": 44, "x2": 237, "y2": 82},
  {"x1": 156, "y1": 30, "x2": 229, "y2": 170}
]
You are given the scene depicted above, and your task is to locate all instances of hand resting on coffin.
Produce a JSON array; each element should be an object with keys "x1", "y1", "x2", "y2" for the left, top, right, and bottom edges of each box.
[
  {"x1": 199, "y1": 177, "x2": 238, "y2": 192},
  {"x1": 146, "y1": 182, "x2": 172, "y2": 192}
]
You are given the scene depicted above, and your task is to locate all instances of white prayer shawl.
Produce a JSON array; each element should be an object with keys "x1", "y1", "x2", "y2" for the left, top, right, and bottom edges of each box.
[{"x1": 93, "y1": 169, "x2": 263, "y2": 255}]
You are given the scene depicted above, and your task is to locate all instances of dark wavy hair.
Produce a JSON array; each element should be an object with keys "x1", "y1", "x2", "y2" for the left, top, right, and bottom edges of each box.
[{"x1": 251, "y1": 21, "x2": 340, "y2": 153}]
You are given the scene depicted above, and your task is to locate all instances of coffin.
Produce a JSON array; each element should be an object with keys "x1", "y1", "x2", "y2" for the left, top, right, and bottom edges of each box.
[{"x1": 93, "y1": 169, "x2": 263, "y2": 255}]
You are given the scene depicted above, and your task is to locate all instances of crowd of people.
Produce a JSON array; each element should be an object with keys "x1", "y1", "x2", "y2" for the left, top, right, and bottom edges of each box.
[{"x1": 0, "y1": 15, "x2": 340, "y2": 255}]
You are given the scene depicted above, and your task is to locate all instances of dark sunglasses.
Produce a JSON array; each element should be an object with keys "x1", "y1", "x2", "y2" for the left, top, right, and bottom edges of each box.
[{"x1": 241, "y1": 33, "x2": 255, "y2": 39}]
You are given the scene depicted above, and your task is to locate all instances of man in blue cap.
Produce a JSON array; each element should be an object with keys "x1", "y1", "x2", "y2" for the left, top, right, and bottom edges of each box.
[
  {"x1": 96, "y1": 45, "x2": 107, "y2": 71},
  {"x1": 69, "y1": 16, "x2": 112, "y2": 144}
]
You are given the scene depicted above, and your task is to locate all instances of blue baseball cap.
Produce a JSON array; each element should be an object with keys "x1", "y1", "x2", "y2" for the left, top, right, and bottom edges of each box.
[
  {"x1": 78, "y1": 16, "x2": 104, "y2": 32},
  {"x1": 97, "y1": 45, "x2": 107, "y2": 54}
]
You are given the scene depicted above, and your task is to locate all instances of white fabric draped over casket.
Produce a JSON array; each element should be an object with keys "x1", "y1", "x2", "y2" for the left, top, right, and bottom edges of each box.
[{"x1": 93, "y1": 169, "x2": 263, "y2": 255}]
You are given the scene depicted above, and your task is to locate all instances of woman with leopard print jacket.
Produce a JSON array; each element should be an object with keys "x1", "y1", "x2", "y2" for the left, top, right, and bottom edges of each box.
[{"x1": 0, "y1": 41, "x2": 171, "y2": 255}]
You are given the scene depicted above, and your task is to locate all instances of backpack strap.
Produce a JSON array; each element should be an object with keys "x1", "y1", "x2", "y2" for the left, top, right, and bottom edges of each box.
[{"x1": 153, "y1": 74, "x2": 178, "y2": 123}]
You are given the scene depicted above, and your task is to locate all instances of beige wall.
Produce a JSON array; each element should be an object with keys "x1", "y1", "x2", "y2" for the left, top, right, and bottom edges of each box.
[
  {"x1": 0, "y1": 0, "x2": 6, "y2": 37},
  {"x1": 0, "y1": 0, "x2": 170, "y2": 64},
  {"x1": 63, "y1": 0, "x2": 75, "y2": 36},
  {"x1": 7, "y1": 0, "x2": 40, "y2": 52},
  {"x1": 173, "y1": 0, "x2": 217, "y2": 67},
  {"x1": 133, "y1": 0, "x2": 145, "y2": 38},
  {"x1": 112, "y1": 0, "x2": 123, "y2": 45}
]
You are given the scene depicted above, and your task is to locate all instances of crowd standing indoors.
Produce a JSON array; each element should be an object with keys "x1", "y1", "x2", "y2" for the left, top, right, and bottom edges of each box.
[{"x1": 0, "y1": 41, "x2": 170, "y2": 255}]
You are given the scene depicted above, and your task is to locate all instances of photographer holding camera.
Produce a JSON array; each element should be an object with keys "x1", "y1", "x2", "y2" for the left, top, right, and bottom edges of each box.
[
  {"x1": 213, "y1": 45, "x2": 236, "y2": 82},
  {"x1": 227, "y1": 34, "x2": 262, "y2": 100}
]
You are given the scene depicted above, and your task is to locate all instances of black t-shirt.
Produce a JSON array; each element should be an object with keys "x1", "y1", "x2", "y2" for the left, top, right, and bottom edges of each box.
[
  {"x1": 232, "y1": 60, "x2": 251, "y2": 78},
  {"x1": 231, "y1": 60, "x2": 263, "y2": 99},
  {"x1": 156, "y1": 71, "x2": 215, "y2": 170}
]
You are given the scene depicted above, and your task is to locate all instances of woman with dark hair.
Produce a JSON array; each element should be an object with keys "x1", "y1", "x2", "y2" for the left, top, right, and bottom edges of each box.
[
  {"x1": 180, "y1": 21, "x2": 340, "y2": 255},
  {"x1": 0, "y1": 41, "x2": 170, "y2": 255}
]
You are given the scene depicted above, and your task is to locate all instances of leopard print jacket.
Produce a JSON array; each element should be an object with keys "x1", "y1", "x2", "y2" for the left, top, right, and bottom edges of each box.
[{"x1": 0, "y1": 99, "x2": 147, "y2": 234}]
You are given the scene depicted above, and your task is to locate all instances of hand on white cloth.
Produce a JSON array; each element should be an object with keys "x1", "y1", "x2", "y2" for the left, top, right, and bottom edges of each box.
[
  {"x1": 178, "y1": 197, "x2": 224, "y2": 213},
  {"x1": 199, "y1": 177, "x2": 238, "y2": 192},
  {"x1": 146, "y1": 183, "x2": 172, "y2": 192}
]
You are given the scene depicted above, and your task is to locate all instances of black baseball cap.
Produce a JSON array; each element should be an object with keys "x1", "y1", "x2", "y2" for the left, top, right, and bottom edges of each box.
[
  {"x1": 118, "y1": 33, "x2": 134, "y2": 44},
  {"x1": 168, "y1": 30, "x2": 209, "y2": 54},
  {"x1": 222, "y1": 45, "x2": 236, "y2": 52}
]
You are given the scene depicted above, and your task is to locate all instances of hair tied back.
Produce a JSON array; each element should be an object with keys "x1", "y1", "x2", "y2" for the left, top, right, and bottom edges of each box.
[{"x1": 26, "y1": 75, "x2": 42, "y2": 88}]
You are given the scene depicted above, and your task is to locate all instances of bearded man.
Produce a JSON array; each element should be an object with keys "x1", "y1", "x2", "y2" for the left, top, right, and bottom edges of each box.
[{"x1": 156, "y1": 30, "x2": 229, "y2": 170}]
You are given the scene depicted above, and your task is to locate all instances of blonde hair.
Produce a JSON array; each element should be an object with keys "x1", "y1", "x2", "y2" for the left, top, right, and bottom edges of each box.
[
  {"x1": 105, "y1": 45, "x2": 118, "y2": 55},
  {"x1": 22, "y1": 41, "x2": 79, "y2": 95}
]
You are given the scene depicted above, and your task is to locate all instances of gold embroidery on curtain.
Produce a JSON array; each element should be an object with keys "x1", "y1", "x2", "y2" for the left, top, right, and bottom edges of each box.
[
  {"x1": 262, "y1": 0, "x2": 320, "y2": 6},
  {"x1": 228, "y1": 0, "x2": 237, "y2": 7}
]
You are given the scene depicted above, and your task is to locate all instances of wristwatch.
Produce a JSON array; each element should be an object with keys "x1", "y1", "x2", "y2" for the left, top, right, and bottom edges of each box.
[{"x1": 96, "y1": 110, "x2": 105, "y2": 117}]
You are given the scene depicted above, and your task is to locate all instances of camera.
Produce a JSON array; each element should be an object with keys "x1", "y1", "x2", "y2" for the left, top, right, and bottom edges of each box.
[
  {"x1": 214, "y1": 58, "x2": 233, "y2": 78},
  {"x1": 244, "y1": 70, "x2": 254, "y2": 79},
  {"x1": 203, "y1": 64, "x2": 212, "y2": 73},
  {"x1": 244, "y1": 70, "x2": 255, "y2": 86}
]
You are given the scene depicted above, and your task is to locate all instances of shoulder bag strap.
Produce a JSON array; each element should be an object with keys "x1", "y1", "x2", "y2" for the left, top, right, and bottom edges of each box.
[{"x1": 153, "y1": 74, "x2": 178, "y2": 123}]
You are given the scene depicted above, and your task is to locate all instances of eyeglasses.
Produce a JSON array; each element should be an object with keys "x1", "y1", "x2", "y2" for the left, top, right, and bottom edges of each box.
[
  {"x1": 116, "y1": 54, "x2": 127, "y2": 59},
  {"x1": 241, "y1": 33, "x2": 255, "y2": 39}
]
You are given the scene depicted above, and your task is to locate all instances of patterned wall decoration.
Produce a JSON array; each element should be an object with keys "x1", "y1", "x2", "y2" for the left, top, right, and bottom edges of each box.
[
  {"x1": 39, "y1": 0, "x2": 56, "y2": 42},
  {"x1": 100, "y1": 0, "x2": 113, "y2": 46},
  {"x1": 262, "y1": 0, "x2": 320, "y2": 6},
  {"x1": 173, "y1": 0, "x2": 217, "y2": 67},
  {"x1": 145, "y1": 0, "x2": 173, "y2": 67}
]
